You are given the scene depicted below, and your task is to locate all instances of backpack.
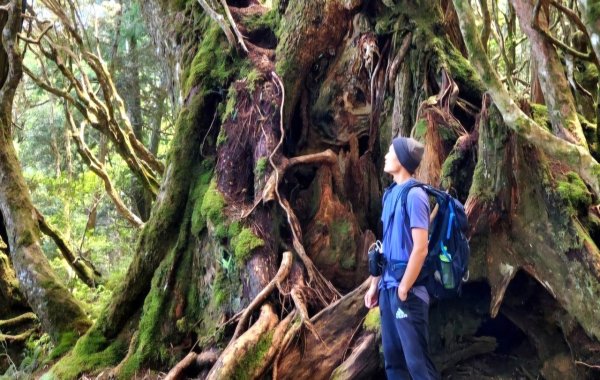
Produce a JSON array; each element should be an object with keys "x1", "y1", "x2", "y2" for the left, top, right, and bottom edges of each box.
[{"x1": 398, "y1": 181, "x2": 470, "y2": 299}]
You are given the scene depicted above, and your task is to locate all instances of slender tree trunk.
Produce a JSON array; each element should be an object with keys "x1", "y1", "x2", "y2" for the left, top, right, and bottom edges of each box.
[{"x1": 0, "y1": 0, "x2": 90, "y2": 342}]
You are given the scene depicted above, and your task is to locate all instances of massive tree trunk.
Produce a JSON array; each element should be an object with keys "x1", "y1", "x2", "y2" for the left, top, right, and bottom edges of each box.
[
  {"x1": 0, "y1": 0, "x2": 91, "y2": 344},
  {"x1": 47, "y1": 0, "x2": 600, "y2": 378}
]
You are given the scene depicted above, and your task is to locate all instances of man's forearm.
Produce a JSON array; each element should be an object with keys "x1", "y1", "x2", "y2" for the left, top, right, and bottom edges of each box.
[
  {"x1": 399, "y1": 247, "x2": 427, "y2": 291},
  {"x1": 369, "y1": 275, "x2": 380, "y2": 289}
]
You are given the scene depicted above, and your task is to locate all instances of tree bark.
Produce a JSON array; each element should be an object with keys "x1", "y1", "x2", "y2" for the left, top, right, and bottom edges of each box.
[
  {"x1": 511, "y1": 0, "x2": 586, "y2": 146},
  {"x1": 44, "y1": 0, "x2": 600, "y2": 378},
  {"x1": 0, "y1": 0, "x2": 90, "y2": 342}
]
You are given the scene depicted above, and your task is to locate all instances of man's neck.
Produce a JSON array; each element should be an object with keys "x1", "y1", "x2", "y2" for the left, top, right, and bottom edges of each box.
[{"x1": 392, "y1": 170, "x2": 412, "y2": 185}]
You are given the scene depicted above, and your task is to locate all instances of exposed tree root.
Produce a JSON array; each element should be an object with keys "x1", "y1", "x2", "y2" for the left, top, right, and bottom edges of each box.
[
  {"x1": 0, "y1": 312, "x2": 37, "y2": 329},
  {"x1": 232, "y1": 251, "x2": 293, "y2": 340},
  {"x1": 330, "y1": 333, "x2": 380, "y2": 379},
  {"x1": 0, "y1": 327, "x2": 37, "y2": 343},
  {"x1": 267, "y1": 73, "x2": 340, "y2": 305},
  {"x1": 276, "y1": 280, "x2": 370, "y2": 380},
  {"x1": 206, "y1": 303, "x2": 279, "y2": 380}
]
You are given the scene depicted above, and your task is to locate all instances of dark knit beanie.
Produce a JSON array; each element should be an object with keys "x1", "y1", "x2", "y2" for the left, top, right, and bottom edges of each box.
[{"x1": 392, "y1": 137, "x2": 424, "y2": 174}]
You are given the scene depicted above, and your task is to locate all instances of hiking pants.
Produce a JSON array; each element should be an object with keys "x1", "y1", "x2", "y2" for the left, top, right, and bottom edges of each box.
[{"x1": 379, "y1": 287, "x2": 439, "y2": 380}]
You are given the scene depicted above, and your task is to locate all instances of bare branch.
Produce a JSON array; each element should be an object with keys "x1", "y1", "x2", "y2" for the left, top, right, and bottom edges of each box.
[
  {"x1": 197, "y1": 0, "x2": 236, "y2": 47},
  {"x1": 65, "y1": 109, "x2": 144, "y2": 228},
  {"x1": 219, "y1": 0, "x2": 248, "y2": 53}
]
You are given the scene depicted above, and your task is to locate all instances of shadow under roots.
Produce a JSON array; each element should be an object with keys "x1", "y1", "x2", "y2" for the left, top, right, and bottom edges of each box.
[{"x1": 430, "y1": 272, "x2": 599, "y2": 379}]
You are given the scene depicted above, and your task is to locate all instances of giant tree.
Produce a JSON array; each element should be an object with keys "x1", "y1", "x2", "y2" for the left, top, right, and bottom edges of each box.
[{"x1": 30, "y1": 0, "x2": 600, "y2": 378}]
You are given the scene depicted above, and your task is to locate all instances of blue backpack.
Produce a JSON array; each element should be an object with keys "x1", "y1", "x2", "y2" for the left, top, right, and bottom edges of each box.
[{"x1": 399, "y1": 181, "x2": 470, "y2": 299}]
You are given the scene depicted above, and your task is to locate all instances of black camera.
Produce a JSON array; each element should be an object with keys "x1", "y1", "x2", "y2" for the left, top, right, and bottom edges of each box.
[{"x1": 368, "y1": 240, "x2": 385, "y2": 276}]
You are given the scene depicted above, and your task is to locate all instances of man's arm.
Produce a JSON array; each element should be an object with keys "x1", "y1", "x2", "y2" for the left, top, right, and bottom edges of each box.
[
  {"x1": 398, "y1": 227, "x2": 428, "y2": 300},
  {"x1": 369, "y1": 275, "x2": 381, "y2": 289}
]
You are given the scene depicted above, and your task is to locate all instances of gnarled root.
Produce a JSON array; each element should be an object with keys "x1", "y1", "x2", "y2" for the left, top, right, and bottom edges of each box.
[
  {"x1": 232, "y1": 251, "x2": 293, "y2": 340},
  {"x1": 206, "y1": 303, "x2": 278, "y2": 380}
]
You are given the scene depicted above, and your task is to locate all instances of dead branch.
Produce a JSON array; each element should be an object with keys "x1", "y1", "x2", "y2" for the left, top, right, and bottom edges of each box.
[
  {"x1": 197, "y1": 0, "x2": 236, "y2": 48},
  {"x1": 35, "y1": 207, "x2": 102, "y2": 287},
  {"x1": 17, "y1": 22, "x2": 52, "y2": 44},
  {"x1": 219, "y1": 0, "x2": 248, "y2": 53},
  {"x1": 232, "y1": 251, "x2": 293, "y2": 340}
]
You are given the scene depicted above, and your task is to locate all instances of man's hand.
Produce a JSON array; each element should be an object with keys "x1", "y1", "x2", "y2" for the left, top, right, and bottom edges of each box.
[
  {"x1": 397, "y1": 285, "x2": 408, "y2": 301},
  {"x1": 364, "y1": 285, "x2": 379, "y2": 308}
]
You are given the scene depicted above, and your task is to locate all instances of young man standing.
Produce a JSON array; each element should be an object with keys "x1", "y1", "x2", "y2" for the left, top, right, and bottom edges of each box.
[{"x1": 364, "y1": 137, "x2": 439, "y2": 380}]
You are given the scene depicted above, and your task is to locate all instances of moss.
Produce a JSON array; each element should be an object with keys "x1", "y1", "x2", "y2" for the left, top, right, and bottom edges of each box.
[
  {"x1": 117, "y1": 246, "x2": 178, "y2": 379},
  {"x1": 222, "y1": 85, "x2": 238, "y2": 122},
  {"x1": 48, "y1": 329, "x2": 127, "y2": 380},
  {"x1": 244, "y1": 8, "x2": 281, "y2": 36},
  {"x1": 213, "y1": 268, "x2": 232, "y2": 306},
  {"x1": 255, "y1": 157, "x2": 268, "y2": 177},
  {"x1": 245, "y1": 69, "x2": 262, "y2": 93},
  {"x1": 530, "y1": 103, "x2": 551, "y2": 131},
  {"x1": 329, "y1": 220, "x2": 356, "y2": 270},
  {"x1": 412, "y1": 119, "x2": 428, "y2": 140},
  {"x1": 48, "y1": 332, "x2": 78, "y2": 360},
  {"x1": 231, "y1": 331, "x2": 274, "y2": 380},
  {"x1": 190, "y1": 162, "x2": 215, "y2": 235},
  {"x1": 183, "y1": 20, "x2": 240, "y2": 95},
  {"x1": 231, "y1": 227, "x2": 265, "y2": 264},
  {"x1": 556, "y1": 171, "x2": 592, "y2": 214},
  {"x1": 200, "y1": 179, "x2": 226, "y2": 230},
  {"x1": 363, "y1": 307, "x2": 381, "y2": 333},
  {"x1": 216, "y1": 127, "x2": 228, "y2": 147}
]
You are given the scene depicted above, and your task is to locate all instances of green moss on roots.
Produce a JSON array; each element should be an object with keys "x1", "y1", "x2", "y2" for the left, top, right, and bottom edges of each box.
[
  {"x1": 231, "y1": 227, "x2": 265, "y2": 264},
  {"x1": 556, "y1": 171, "x2": 593, "y2": 215}
]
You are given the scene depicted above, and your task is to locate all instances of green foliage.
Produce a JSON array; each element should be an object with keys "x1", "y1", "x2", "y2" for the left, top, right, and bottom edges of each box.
[
  {"x1": 0, "y1": 334, "x2": 52, "y2": 379},
  {"x1": 556, "y1": 172, "x2": 592, "y2": 214},
  {"x1": 231, "y1": 227, "x2": 265, "y2": 264}
]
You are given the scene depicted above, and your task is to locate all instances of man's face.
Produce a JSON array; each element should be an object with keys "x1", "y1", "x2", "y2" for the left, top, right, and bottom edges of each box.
[{"x1": 384, "y1": 144, "x2": 402, "y2": 175}]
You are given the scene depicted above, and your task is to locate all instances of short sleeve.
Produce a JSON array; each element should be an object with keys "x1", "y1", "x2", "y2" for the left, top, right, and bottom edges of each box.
[{"x1": 407, "y1": 188, "x2": 430, "y2": 230}]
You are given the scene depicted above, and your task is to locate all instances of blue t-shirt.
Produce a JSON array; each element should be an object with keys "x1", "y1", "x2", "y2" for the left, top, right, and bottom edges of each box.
[{"x1": 379, "y1": 179, "x2": 430, "y2": 301}]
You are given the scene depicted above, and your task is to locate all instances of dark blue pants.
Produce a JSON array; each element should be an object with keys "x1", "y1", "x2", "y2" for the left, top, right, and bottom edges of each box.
[{"x1": 379, "y1": 287, "x2": 439, "y2": 380}]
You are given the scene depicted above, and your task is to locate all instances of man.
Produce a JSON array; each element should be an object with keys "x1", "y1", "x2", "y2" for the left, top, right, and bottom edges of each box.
[{"x1": 364, "y1": 137, "x2": 439, "y2": 380}]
